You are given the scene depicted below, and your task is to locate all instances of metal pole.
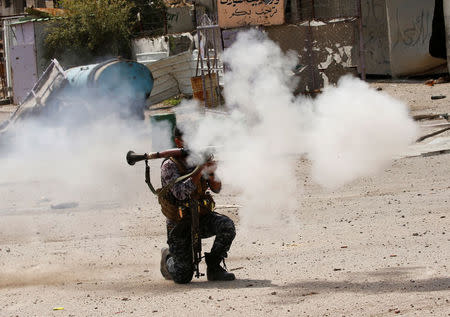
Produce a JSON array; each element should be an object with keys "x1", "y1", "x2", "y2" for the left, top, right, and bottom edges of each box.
[
  {"x1": 357, "y1": 0, "x2": 366, "y2": 80},
  {"x1": 197, "y1": 25, "x2": 220, "y2": 30},
  {"x1": 211, "y1": 28, "x2": 221, "y2": 106},
  {"x1": 197, "y1": 30, "x2": 207, "y2": 108},
  {"x1": 311, "y1": 0, "x2": 316, "y2": 19},
  {"x1": 204, "y1": 31, "x2": 215, "y2": 107},
  {"x1": 307, "y1": 21, "x2": 317, "y2": 92}
]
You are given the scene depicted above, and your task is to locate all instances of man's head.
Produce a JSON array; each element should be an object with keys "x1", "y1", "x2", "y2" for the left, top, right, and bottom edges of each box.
[{"x1": 173, "y1": 126, "x2": 184, "y2": 148}]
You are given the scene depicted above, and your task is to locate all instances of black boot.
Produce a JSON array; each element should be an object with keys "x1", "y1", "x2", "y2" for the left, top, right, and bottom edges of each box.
[
  {"x1": 205, "y1": 252, "x2": 235, "y2": 281},
  {"x1": 160, "y1": 247, "x2": 172, "y2": 280}
]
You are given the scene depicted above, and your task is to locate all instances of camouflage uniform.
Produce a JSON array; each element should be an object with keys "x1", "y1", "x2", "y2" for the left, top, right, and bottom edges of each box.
[{"x1": 161, "y1": 158, "x2": 236, "y2": 284}]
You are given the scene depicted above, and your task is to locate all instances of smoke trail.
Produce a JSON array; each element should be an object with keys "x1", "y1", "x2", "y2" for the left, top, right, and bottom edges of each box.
[{"x1": 179, "y1": 30, "x2": 418, "y2": 232}]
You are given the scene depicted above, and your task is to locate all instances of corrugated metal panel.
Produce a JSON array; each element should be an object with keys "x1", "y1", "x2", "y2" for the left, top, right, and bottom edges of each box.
[{"x1": 145, "y1": 51, "x2": 196, "y2": 105}]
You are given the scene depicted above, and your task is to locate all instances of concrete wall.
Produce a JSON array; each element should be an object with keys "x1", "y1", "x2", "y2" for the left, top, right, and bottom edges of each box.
[
  {"x1": 34, "y1": 21, "x2": 51, "y2": 77},
  {"x1": 132, "y1": 37, "x2": 170, "y2": 58},
  {"x1": 1, "y1": 0, "x2": 50, "y2": 17},
  {"x1": 167, "y1": 6, "x2": 196, "y2": 34},
  {"x1": 360, "y1": 0, "x2": 446, "y2": 76},
  {"x1": 308, "y1": 0, "x2": 358, "y2": 20},
  {"x1": 132, "y1": 33, "x2": 194, "y2": 62},
  {"x1": 361, "y1": 0, "x2": 390, "y2": 75},
  {"x1": 1, "y1": 0, "x2": 26, "y2": 16},
  {"x1": 386, "y1": 0, "x2": 446, "y2": 76},
  {"x1": 444, "y1": 0, "x2": 450, "y2": 74},
  {"x1": 196, "y1": 0, "x2": 215, "y2": 15},
  {"x1": 26, "y1": 0, "x2": 45, "y2": 7}
]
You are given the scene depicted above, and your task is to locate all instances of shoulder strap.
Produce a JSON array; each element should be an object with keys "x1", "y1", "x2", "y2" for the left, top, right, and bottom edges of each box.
[
  {"x1": 156, "y1": 157, "x2": 199, "y2": 197},
  {"x1": 169, "y1": 157, "x2": 187, "y2": 175}
]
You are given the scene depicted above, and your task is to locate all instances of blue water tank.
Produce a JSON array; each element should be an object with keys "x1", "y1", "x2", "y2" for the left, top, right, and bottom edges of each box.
[{"x1": 64, "y1": 59, "x2": 154, "y2": 119}]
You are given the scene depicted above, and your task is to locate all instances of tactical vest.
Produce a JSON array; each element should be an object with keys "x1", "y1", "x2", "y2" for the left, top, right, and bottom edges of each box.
[{"x1": 158, "y1": 157, "x2": 215, "y2": 222}]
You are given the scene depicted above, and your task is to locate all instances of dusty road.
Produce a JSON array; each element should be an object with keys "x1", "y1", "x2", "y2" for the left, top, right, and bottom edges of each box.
[{"x1": 0, "y1": 81, "x2": 449, "y2": 316}]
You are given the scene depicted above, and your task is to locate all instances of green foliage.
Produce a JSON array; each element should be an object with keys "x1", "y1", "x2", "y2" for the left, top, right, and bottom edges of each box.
[
  {"x1": 163, "y1": 96, "x2": 182, "y2": 107},
  {"x1": 45, "y1": 0, "x2": 135, "y2": 65}
]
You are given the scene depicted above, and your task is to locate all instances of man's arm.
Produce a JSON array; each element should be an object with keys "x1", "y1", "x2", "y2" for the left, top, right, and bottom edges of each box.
[{"x1": 207, "y1": 173, "x2": 222, "y2": 193}]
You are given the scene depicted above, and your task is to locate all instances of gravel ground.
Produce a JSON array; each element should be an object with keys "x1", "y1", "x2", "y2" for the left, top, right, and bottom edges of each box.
[{"x1": 0, "y1": 80, "x2": 449, "y2": 317}]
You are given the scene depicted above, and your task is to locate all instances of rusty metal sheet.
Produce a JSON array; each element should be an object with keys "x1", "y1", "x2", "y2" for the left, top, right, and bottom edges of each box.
[{"x1": 218, "y1": 0, "x2": 285, "y2": 29}]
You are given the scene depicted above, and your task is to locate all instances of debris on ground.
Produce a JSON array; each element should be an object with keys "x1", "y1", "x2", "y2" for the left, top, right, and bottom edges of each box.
[
  {"x1": 50, "y1": 202, "x2": 79, "y2": 209},
  {"x1": 424, "y1": 76, "x2": 450, "y2": 86},
  {"x1": 416, "y1": 126, "x2": 450, "y2": 142},
  {"x1": 431, "y1": 95, "x2": 446, "y2": 100},
  {"x1": 413, "y1": 113, "x2": 449, "y2": 121}
]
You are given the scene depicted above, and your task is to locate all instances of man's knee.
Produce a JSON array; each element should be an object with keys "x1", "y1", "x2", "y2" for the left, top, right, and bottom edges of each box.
[{"x1": 219, "y1": 216, "x2": 236, "y2": 240}]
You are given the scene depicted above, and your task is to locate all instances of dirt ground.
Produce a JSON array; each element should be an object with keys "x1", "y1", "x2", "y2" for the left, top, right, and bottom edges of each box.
[{"x1": 0, "y1": 80, "x2": 449, "y2": 316}]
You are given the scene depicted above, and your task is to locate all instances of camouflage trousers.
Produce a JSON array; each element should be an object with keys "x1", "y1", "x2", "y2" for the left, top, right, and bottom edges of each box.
[{"x1": 165, "y1": 211, "x2": 236, "y2": 284}]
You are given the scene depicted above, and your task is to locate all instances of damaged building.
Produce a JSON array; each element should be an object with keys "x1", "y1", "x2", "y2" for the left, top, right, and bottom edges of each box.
[
  {"x1": 1, "y1": 0, "x2": 449, "y2": 107},
  {"x1": 130, "y1": 0, "x2": 449, "y2": 106}
]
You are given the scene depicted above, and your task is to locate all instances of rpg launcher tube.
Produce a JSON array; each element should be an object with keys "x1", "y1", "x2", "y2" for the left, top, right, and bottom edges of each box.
[{"x1": 126, "y1": 148, "x2": 188, "y2": 165}]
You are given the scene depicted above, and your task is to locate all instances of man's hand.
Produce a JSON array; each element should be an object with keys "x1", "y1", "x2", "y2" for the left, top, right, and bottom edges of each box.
[
  {"x1": 204, "y1": 161, "x2": 221, "y2": 193},
  {"x1": 203, "y1": 160, "x2": 218, "y2": 175}
]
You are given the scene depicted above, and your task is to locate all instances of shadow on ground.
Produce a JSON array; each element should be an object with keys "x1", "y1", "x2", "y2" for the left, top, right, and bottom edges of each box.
[{"x1": 275, "y1": 267, "x2": 450, "y2": 303}]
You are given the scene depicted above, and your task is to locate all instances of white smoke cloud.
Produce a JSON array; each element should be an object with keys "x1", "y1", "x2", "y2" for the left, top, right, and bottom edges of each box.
[
  {"x1": 307, "y1": 76, "x2": 418, "y2": 188},
  {"x1": 179, "y1": 30, "x2": 418, "y2": 233}
]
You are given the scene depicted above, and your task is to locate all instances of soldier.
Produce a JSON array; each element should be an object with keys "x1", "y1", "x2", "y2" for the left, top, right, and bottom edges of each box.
[{"x1": 159, "y1": 127, "x2": 236, "y2": 284}]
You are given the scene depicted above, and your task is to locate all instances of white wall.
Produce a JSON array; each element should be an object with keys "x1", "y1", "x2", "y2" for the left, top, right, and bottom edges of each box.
[
  {"x1": 132, "y1": 36, "x2": 169, "y2": 57},
  {"x1": 386, "y1": 0, "x2": 446, "y2": 76}
]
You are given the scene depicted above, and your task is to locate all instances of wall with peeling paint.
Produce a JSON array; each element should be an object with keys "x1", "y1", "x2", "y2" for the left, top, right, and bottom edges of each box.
[
  {"x1": 265, "y1": 20, "x2": 358, "y2": 92},
  {"x1": 313, "y1": 21, "x2": 358, "y2": 87}
]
